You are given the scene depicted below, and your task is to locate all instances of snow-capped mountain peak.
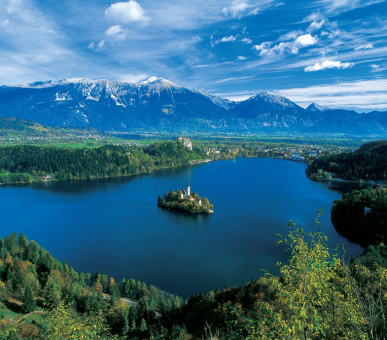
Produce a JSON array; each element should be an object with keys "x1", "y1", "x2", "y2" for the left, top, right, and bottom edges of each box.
[
  {"x1": 138, "y1": 77, "x2": 179, "y2": 88},
  {"x1": 1, "y1": 76, "x2": 386, "y2": 136},
  {"x1": 252, "y1": 91, "x2": 298, "y2": 108},
  {"x1": 307, "y1": 103, "x2": 330, "y2": 112}
]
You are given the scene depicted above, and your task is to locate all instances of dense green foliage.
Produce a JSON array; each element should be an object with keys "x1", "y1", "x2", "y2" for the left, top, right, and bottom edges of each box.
[
  {"x1": 2, "y1": 217, "x2": 387, "y2": 339},
  {"x1": 308, "y1": 168, "x2": 333, "y2": 181},
  {"x1": 306, "y1": 140, "x2": 387, "y2": 181},
  {"x1": 352, "y1": 243, "x2": 387, "y2": 269},
  {"x1": 0, "y1": 173, "x2": 33, "y2": 184},
  {"x1": 0, "y1": 141, "x2": 205, "y2": 184},
  {"x1": 0, "y1": 232, "x2": 184, "y2": 339},
  {"x1": 158, "y1": 190, "x2": 213, "y2": 213},
  {"x1": 331, "y1": 187, "x2": 387, "y2": 246},
  {"x1": 21, "y1": 286, "x2": 36, "y2": 314}
]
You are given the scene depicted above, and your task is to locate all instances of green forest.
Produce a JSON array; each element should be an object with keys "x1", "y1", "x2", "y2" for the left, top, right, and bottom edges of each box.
[
  {"x1": 0, "y1": 232, "x2": 184, "y2": 339},
  {"x1": 1, "y1": 219, "x2": 387, "y2": 339},
  {"x1": 306, "y1": 140, "x2": 387, "y2": 248},
  {"x1": 306, "y1": 140, "x2": 387, "y2": 181},
  {"x1": 0, "y1": 141, "x2": 206, "y2": 184},
  {"x1": 331, "y1": 187, "x2": 387, "y2": 246}
]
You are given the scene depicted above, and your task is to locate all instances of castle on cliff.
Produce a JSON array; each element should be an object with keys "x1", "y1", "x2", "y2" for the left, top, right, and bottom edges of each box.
[{"x1": 177, "y1": 137, "x2": 193, "y2": 150}]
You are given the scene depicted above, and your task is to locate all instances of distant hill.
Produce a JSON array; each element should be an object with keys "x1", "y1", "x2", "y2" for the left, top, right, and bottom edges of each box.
[
  {"x1": 0, "y1": 116, "x2": 101, "y2": 138},
  {"x1": 1, "y1": 77, "x2": 387, "y2": 136}
]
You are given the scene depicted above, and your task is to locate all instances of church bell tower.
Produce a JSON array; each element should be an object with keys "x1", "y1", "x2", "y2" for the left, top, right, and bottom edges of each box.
[{"x1": 186, "y1": 180, "x2": 191, "y2": 196}]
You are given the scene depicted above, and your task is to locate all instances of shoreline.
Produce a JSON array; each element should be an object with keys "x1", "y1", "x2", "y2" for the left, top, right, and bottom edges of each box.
[
  {"x1": 158, "y1": 203, "x2": 214, "y2": 214},
  {"x1": 0, "y1": 158, "x2": 214, "y2": 186}
]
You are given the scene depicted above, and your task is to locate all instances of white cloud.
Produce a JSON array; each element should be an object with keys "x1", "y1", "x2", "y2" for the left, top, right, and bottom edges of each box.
[
  {"x1": 304, "y1": 60, "x2": 354, "y2": 72},
  {"x1": 179, "y1": 36, "x2": 202, "y2": 50},
  {"x1": 278, "y1": 79, "x2": 387, "y2": 110},
  {"x1": 191, "y1": 36, "x2": 202, "y2": 44},
  {"x1": 370, "y1": 64, "x2": 387, "y2": 73},
  {"x1": 303, "y1": 12, "x2": 324, "y2": 22},
  {"x1": 106, "y1": 25, "x2": 123, "y2": 36},
  {"x1": 308, "y1": 19, "x2": 325, "y2": 31},
  {"x1": 223, "y1": 0, "x2": 274, "y2": 19},
  {"x1": 212, "y1": 35, "x2": 238, "y2": 46},
  {"x1": 241, "y1": 37, "x2": 252, "y2": 44},
  {"x1": 237, "y1": 56, "x2": 247, "y2": 60},
  {"x1": 223, "y1": 0, "x2": 249, "y2": 17},
  {"x1": 220, "y1": 35, "x2": 237, "y2": 42},
  {"x1": 105, "y1": 1, "x2": 149, "y2": 24},
  {"x1": 98, "y1": 40, "x2": 105, "y2": 49},
  {"x1": 105, "y1": 25, "x2": 126, "y2": 40},
  {"x1": 213, "y1": 75, "x2": 255, "y2": 84},
  {"x1": 142, "y1": 2, "x2": 224, "y2": 30},
  {"x1": 271, "y1": 42, "x2": 289, "y2": 54},
  {"x1": 279, "y1": 30, "x2": 304, "y2": 41},
  {"x1": 119, "y1": 73, "x2": 148, "y2": 83},
  {"x1": 252, "y1": 41, "x2": 271, "y2": 55},
  {"x1": 295, "y1": 34, "x2": 318, "y2": 47},
  {"x1": 319, "y1": 0, "x2": 385, "y2": 15},
  {"x1": 88, "y1": 40, "x2": 106, "y2": 51},
  {"x1": 355, "y1": 43, "x2": 374, "y2": 50},
  {"x1": 253, "y1": 34, "x2": 318, "y2": 56}
]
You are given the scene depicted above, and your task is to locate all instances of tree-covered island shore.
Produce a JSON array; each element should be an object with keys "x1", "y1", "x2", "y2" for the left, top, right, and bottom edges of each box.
[{"x1": 158, "y1": 186, "x2": 214, "y2": 214}]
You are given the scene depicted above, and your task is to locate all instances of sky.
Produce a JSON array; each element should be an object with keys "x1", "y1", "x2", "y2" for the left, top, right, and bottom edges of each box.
[{"x1": 0, "y1": 0, "x2": 387, "y2": 111}]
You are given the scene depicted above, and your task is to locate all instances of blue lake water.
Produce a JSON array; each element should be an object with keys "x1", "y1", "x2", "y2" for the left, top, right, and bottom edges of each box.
[{"x1": 0, "y1": 158, "x2": 362, "y2": 297}]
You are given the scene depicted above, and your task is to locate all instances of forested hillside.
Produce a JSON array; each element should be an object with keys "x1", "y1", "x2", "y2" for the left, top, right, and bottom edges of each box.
[
  {"x1": 306, "y1": 140, "x2": 387, "y2": 247},
  {"x1": 0, "y1": 232, "x2": 184, "y2": 339},
  {"x1": 0, "y1": 140, "x2": 205, "y2": 184},
  {"x1": 0, "y1": 116, "x2": 101, "y2": 138},
  {"x1": 1, "y1": 221, "x2": 387, "y2": 339},
  {"x1": 331, "y1": 187, "x2": 387, "y2": 246},
  {"x1": 306, "y1": 140, "x2": 387, "y2": 181}
]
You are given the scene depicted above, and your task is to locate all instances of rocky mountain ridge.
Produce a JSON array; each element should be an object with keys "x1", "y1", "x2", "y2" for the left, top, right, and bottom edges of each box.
[{"x1": 0, "y1": 77, "x2": 386, "y2": 136}]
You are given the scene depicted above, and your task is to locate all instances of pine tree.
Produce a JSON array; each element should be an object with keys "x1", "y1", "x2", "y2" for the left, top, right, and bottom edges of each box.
[
  {"x1": 130, "y1": 319, "x2": 136, "y2": 333},
  {"x1": 122, "y1": 319, "x2": 129, "y2": 336},
  {"x1": 0, "y1": 238, "x2": 5, "y2": 260},
  {"x1": 22, "y1": 286, "x2": 36, "y2": 314},
  {"x1": 139, "y1": 318, "x2": 147, "y2": 332},
  {"x1": 18, "y1": 232, "x2": 28, "y2": 250}
]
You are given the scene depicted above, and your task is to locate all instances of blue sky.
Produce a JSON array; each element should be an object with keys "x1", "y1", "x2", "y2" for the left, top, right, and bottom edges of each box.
[{"x1": 0, "y1": 0, "x2": 387, "y2": 111}]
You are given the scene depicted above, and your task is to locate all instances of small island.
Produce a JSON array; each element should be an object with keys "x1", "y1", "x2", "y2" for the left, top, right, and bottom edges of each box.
[{"x1": 158, "y1": 181, "x2": 214, "y2": 214}]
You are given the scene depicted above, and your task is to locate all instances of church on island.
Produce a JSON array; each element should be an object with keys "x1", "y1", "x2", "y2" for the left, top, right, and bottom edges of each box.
[
  {"x1": 158, "y1": 180, "x2": 213, "y2": 214},
  {"x1": 178, "y1": 181, "x2": 201, "y2": 205}
]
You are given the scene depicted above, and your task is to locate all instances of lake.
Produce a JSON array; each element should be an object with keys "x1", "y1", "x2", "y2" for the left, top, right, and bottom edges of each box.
[{"x1": 0, "y1": 158, "x2": 362, "y2": 298}]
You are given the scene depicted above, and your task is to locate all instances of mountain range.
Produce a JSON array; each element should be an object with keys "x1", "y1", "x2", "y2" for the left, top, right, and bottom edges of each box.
[{"x1": 0, "y1": 77, "x2": 386, "y2": 136}]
